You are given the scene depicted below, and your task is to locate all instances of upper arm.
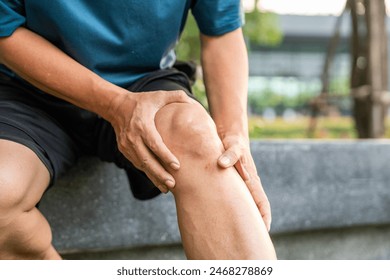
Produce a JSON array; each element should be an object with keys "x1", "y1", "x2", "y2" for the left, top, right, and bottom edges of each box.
[
  {"x1": 191, "y1": 0, "x2": 243, "y2": 37},
  {"x1": 200, "y1": 28, "x2": 246, "y2": 57}
]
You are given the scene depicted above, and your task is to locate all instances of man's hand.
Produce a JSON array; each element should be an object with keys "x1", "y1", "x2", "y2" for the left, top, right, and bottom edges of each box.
[
  {"x1": 107, "y1": 89, "x2": 196, "y2": 193},
  {"x1": 217, "y1": 134, "x2": 272, "y2": 232}
]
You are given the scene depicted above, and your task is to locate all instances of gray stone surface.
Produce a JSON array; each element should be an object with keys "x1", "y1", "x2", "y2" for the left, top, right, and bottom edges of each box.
[
  {"x1": 63, "y1": 245, "x2": 186, "y2": 260},
  {"x1": 39, "y1": 159, "x2": 180, "y2": 253},
  {"x1": 39, "y1": 140, "x2": 390, "y2": 255},
  {"x1": 253, "y1": 140, "x2": 390, "y2": 234},
  {"x1": 272, "y1": 225, "x2": 390, "y2": 260},
  {"x1": 63, "y1": 225, "x2": 390, "y2": 260}
]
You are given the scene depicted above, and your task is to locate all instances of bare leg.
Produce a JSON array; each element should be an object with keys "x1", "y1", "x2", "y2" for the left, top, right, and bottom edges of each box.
[
  {"x1": 0, "y1": 140, "x2": 61, "y2": 259},
  {"x1": 155, "y1": 103, "x2": 276, "y2": 260}
]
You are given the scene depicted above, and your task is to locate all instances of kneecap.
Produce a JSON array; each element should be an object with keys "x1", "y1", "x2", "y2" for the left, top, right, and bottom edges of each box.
[{"x1": 156, "y1": 103, "x2": 223, "y2": 157}]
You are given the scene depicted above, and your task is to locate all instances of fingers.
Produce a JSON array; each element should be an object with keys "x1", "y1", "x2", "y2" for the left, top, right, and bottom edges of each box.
[
  {"x1": 135, "y1": 90, "x2": 194, "y2": 170},
  {"x1": 260, "y1": 203, "x2": 272, "y2": 232},
  {"x1": 117, "y1": 123, "x2": 177, "y2": 192},
  {"x1": 131, "y1": 140, "x2": 176, "y2": 193},
  {"x1": 218, "y1": 139, "x2": 272, "y2": 232},
  {"x1": 218, "y1": 143, "x2": 250, "y2": 181},
  {"x1": 235, "y1": 160, "x2": 250, "y2": 182},
  {"x1": 246, "y1": 173, "x2": 272, "y2": 232},
  {"x1": 142, "y1": 124, "x2": 180, "y2": 170},
  {"x1": 245, "y1": 170, "x2": 272, "y2": 232}
]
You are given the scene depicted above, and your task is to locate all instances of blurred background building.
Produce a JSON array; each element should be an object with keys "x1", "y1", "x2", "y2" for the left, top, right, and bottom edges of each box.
[{"x1": 248, "y1": 14, "x2": 353, "y2": 117}]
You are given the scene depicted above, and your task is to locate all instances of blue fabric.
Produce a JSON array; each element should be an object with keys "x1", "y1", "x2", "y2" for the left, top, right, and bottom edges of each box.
[{"x1": 0, "y1": 0, "x2": 242, "y2": 88}]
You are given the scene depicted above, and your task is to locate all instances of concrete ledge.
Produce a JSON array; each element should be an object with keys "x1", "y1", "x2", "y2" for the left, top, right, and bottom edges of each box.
[
  {"x1": 39, "y1": 161, "x2": 180, "y2": 254},
  {"x1": 39, "y1": 140, "x2": 390, "y2": 255},
  {"x1": 253, "y1": 140, "x2": 390, "y2": 233}
]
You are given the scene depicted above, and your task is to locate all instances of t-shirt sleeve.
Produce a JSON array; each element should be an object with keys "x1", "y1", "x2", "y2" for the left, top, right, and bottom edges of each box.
[
  {"x1": 0, "y1": 0, "x2": 26, "y2": 37},
  {"x1": 191, "y1": 0, "x2": 243, "y2": 36}
]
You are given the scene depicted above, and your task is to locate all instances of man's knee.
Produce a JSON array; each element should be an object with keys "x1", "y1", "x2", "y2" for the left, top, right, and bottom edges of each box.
[
  {"x1": 0, "y1": 141, "x2": 50, "y2": 222},
  {"x1": 155, "y1": 102, "x2": 223, "y2": 157},
  {"x1": 0, "y1": 169, "x2": 52, "y2": 258},
  {"x1": 0, "y1": 162, "x2": 46, "y2": 225},
  {"x1": 0, "y1": 172, "x2": 30, "y2": 223}
]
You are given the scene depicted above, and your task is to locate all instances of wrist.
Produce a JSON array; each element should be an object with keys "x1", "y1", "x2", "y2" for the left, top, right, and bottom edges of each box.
[
  {"x1": 216, "y1": 122, "x2": 249, "y2": 142},
  {"x1": 92, "y1": 80, "x2": 130, "y2": 122},
  {"x1": 211, "y1": 107, "x2": 249, "y2": 142}
]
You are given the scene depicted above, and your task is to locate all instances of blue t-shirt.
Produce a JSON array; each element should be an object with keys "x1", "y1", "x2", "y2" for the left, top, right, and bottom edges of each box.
[{"x1": 0, "y1": 0, "x2": 242, "y2": 88}]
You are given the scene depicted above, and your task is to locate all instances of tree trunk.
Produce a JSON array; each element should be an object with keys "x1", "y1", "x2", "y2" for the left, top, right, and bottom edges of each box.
[{"x1": 350, "y1": 0, "x2": 388, "y2": 138}]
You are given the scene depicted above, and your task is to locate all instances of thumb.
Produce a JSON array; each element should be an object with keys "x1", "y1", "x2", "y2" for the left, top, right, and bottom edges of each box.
[{"x1": 218, "y1": 147, "x2": 240, "y2": 168}]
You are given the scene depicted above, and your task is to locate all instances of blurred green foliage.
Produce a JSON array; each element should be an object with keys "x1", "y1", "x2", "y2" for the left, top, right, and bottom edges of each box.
[
  {"x1": 176, "y1": 14, "x2": 201, "y2": 63},
  {"x1": 243, "y1": 9, "x2": 282, "y2": 48},
  {"x1": 176, "y1": 5, "x2": 283, "y2": 63},
  {"x1": 248, "y1": 90, "x2": 313, "y2": 115},
  {"x1": 249, "y1": 116, "x2": 357, "y2": 139}
]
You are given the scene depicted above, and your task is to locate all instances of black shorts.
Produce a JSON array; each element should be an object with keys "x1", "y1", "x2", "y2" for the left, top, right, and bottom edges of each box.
[{"x1": 0, "y1": 68, "x2": 195, "y2": 200}]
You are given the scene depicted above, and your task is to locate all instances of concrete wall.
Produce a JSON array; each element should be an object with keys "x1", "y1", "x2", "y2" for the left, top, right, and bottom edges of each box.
[{"x1": 39, "y1": 140, "x2": 390, "y2": 260}]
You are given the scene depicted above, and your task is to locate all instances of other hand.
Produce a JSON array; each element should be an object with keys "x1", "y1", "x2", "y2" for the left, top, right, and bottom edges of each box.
[{"x1": 217, "y1": 134, "x2": 272, "y2": 231}]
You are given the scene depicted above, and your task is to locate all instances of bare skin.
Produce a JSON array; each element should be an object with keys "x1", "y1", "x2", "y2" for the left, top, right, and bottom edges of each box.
[
  {"x1": 0, "y1": 140, "x2": 60, "y2": 260},
  {"x1": 156, "y1": 103, "x2": 275, "y2": 259},
  {"x1": 0, "y1": 27, "x2": 276, "y2": 259},
  {"x1": 201, "y1": 30, "x2": 272, "y2": 230}
]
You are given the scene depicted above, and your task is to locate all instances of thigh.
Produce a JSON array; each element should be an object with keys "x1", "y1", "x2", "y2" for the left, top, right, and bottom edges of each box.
[{"x1": 0, "y1": 76, "x2": 79, "y2": 184}]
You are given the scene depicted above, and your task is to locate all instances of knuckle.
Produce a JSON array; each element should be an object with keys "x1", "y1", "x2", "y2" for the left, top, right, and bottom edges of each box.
[
  {"x1": 254, "y1": 174, "x2": 261, "y2": 182},
  {"x1": 176, "y1": 90, "x2": 186, "y2": 97},
  {"x1": 147, "y1": 139, "x2": 159, "y2": 152},
  {"x1": 117, "y1": 139, "x2": 127, "y2": 152},
  {"x1": 131, "y1": 116, "x2": 144, "y2": 131},
  {"x1": 258, "y1": 199, "x2": 270, "y2": 210},
  {"x1": 172, "y1": 90, "x2": 187, "y2": 100},
  {"x1": 132, "y1": 161, "x2": 142, "y2": 170},
  {"x1": 140, "y1": 158, "x2": 149, "y2": 170},
  {"x1": 228, "y1": 149, "x2": 239, "y2": 161},
  {"x1": 262, "y1": 197, "x2": 270, "y2": 206},
  {"x1": 156, "y1": 172, "x2": 168, "y2": 183}
]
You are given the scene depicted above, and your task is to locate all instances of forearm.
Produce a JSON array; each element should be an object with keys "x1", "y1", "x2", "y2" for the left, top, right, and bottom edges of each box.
[
  {"x1": 201, "y1": 28, "x2": 249, "y2": 141},
  {"x1": 0, "y1": 27, "x2": 124, "y2": 121}
]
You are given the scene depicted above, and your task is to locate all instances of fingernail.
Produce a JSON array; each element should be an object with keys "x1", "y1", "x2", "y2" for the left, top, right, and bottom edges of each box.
[
  {"x1": 220, "y1": 156, "x2": 230, "y2": 166},
  {"x1": 158, "y1": 185, "x2": 169, "y2": 193},
  {"x1": 165, "y1": 179, "x2": 175, "y2": 189},
  {"x1": 170, "y1": 162, "x2": 180, "y2": 170}
]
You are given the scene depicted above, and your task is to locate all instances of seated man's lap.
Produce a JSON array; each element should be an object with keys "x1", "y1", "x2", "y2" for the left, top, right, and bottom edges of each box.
[{"x1": 0, "y1": 69, "x2": 196, "y2": 199}]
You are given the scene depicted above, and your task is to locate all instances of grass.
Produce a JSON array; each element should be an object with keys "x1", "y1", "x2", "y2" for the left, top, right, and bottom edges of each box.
[{"x1": 249, "y1": 116, "x2": 390, "y2": 139}]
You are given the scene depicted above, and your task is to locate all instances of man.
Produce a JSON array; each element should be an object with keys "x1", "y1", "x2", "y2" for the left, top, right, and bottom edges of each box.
[{"x1": 0, "y1": 1, "x2": 276, "y2": 259}]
